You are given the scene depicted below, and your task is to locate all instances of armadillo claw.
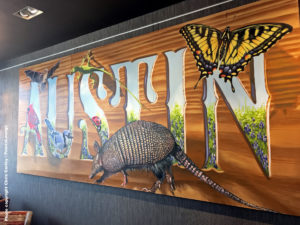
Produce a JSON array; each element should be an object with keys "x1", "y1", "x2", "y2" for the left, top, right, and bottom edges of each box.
[
  {"x1": 166, "y1": 174, "x2": 176, "y2": 193},
  {"x1": 142, "y1": 180, "x2": 162, "y2": 193},
  {"x1": 142, "y1": 187, "x2": 152, "y2": 192}
]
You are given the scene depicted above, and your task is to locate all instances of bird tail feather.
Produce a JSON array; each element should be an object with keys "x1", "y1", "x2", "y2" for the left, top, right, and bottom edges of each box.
[
  {"x1": 45, "y1": 119, "x2": 54, "y2": 134},
  {"x1": 35, "y1": 127, "x2": 42, "y2": 145}
]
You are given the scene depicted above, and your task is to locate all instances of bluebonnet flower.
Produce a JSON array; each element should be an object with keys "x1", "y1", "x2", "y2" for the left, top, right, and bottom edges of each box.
[
  {"x1": 252, "y1": 141, "x2": 258, "y2": 150},
  {"x1": 213, "y1": 139, "x2": 216, "y2": 149},
  {"x1": 252, "y1": 117, "x2": 255, "y2": 122},
  {"x1": 101, "y1": 130, "x2": 109, "y2": 142},
  {"x1": 250, "y1": 132, "x2": 255, "y2": 139},
  {"x1": 261, "y1": 155, "x2": 268, "y2": 169},
  {"x1": 259, "y1": 121, "x2": 265, "y2": 129},
  {"x1": 208, "y1": 118, "x2": 211, "y2": 124},
  {"x1": 263, "y1": 135, "x2": 267, "y2": 142},
  {"x1": 258, "y1": 147, "x2": 262, "y2": 152},
  {"x1": 262, "y1": 162, "x2": 267, "y2": 170},
  {"x1": 210, "y1": 153, "x2": 216, "y2": 165},
  {"x1": 172, "y1": 131, "x2": 176, "y2": 137},
  {"x1": 213, "y1": 122, "x2": 215, "y2": 132},
  {"x1": 179, "y1": 139, "x2": 184, "y2": 149},
  {"x1": 208, "y1": 129, "x2": 211, "y2": 137},
  {"x1": 81, "y1": 145, "x2": 93, "y2": 159},
  {"x1": 244, "y1": 124, "x2": 251, "y2": 134},
  {"x1": 257, "y1": 132, "x2": 262, "y2": 140}
]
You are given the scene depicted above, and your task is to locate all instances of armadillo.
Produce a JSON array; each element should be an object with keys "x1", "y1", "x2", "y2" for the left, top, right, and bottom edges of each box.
[{"x1": 89, "y1": 120, "x2": 273, "y2": 212}]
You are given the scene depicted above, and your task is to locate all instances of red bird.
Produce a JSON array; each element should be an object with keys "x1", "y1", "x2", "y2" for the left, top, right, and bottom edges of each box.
[
  {"x1": 92, "y1": 116, "x2": 102, "y2": 132},
  {"x1": 27, "y1": 104, "x2": 41, "y2": 145}
]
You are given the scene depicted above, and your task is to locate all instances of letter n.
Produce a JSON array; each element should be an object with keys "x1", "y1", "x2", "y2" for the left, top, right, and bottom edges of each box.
[{"x1": 202, "y1": 55, "x2": 271, "y2": 177}]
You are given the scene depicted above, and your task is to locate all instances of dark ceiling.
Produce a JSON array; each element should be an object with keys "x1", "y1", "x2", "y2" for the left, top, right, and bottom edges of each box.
[{"x1": 0, "y1": 0, "x2": 183, "y2": 63}]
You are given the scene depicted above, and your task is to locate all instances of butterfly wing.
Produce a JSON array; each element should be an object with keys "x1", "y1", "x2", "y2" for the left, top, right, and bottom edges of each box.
[
  {"x1": 180, "y1": 24, "x2": 221, "y2": 80},
  {"x1": 220, "y1": 23, "x2": 292, "y2": 83}
]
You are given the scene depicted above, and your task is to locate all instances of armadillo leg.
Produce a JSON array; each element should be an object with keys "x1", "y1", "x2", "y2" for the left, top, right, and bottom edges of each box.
[
  {"x1": 143, "y1": 166, "x2": 165, "y2": 193},
  {"x1": 165, "y1": 166, "x2": 175, "y2": 193},
  {"x1": 96, "y1": 171, "x2": 112, "y2": 183},
  {"x1": 121, "y1": 170, "x2": 128, "y2": 187}
]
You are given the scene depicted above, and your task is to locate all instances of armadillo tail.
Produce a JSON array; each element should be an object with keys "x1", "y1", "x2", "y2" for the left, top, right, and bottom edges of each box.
[{"x1": 173, "y1": 145, "x2": 275, "y2": 212}]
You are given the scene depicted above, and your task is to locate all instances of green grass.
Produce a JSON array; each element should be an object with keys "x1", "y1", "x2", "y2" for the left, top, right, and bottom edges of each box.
[
  {"x1": 170, "y1": 104, "x2": 184, "y2": 151},
  {"x1": 127, "y1": 110, "x2": 138, "y2": 123},
  {"x1": 235, "y1": 105, "x2": 269, "y2": 175},
  {"x1": 203, "y1": 104, "x2": 220, "y2": 170}
]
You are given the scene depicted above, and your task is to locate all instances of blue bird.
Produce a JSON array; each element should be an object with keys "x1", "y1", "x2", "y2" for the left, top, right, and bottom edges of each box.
[{"x1": 45, "y1": 118, "x2": 73, "y2": 152}]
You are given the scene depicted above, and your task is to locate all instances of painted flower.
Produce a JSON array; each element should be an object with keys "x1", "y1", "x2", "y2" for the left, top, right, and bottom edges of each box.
[
  {"x1": 244, "y1": 124, "x2": 251, "y2": 134},
  {"x1": 252, "y1": 141, "x2": 258, "y2": 150},
  {"x1": 179, "y1": 139, "x2": 184, "y2": 147},
  {"x1": 263, "y1": 135, "x2": 267, "y2": 142},
  {"x1": 208, "y1": 129, "x2": 212, "y2": 137},
  {"x1": 257, "y1": 132, "x2": 262, "y2": 140},
  {"x1": 259, "y1": 121, "x2": 265, "y2": 129}
]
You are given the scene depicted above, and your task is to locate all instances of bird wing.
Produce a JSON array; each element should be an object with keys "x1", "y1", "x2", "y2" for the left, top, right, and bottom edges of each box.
[
  {"x1": 47, "y1": 61, "x2": 60, "y2": 79},
  {"x1": 28, "y1": 109, "x2": 40, "y2": 126},
  {"x1": 25, "y1": 70, "x2": 43, "y2": 83},
  {"x1": 53, "y1": 132, "x2": 64, "y2": 150}
]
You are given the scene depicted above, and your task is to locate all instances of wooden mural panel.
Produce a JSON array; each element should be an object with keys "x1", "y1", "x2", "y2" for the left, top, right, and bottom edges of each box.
[{"x1": 18, "y1": 0, "x2": 300, "y2": 215}]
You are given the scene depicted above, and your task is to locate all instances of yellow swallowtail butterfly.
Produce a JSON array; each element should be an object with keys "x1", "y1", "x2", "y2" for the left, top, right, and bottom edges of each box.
[{"x1": 180, "y1": 23, "x2": 292, "y2": 92}]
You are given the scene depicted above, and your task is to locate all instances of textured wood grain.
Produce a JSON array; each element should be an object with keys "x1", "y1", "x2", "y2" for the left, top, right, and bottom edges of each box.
[{"x1": 18, "y1": 0, "x2": 300, "y2": 216}]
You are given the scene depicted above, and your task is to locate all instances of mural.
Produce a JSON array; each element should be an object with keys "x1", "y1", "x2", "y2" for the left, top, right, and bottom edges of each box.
[{"x1": 17, "y1": 0, "x2": 300, "y2": 216}]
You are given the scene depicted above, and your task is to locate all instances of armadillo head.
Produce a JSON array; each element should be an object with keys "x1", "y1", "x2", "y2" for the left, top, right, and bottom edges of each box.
[{"x1": 89, "y1": 141, "x2": 103, "y2": 179}]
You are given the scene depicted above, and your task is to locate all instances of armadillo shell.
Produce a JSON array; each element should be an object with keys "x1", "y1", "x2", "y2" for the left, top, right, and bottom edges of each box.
[{"x1": 101, "y1": 120, "x2": 176, "y2": 172}]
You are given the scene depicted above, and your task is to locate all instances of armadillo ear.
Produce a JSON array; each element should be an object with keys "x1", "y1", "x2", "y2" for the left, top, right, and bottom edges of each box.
[{"x1": 94, "y1": 141, "x2": 102, "y2": 153}]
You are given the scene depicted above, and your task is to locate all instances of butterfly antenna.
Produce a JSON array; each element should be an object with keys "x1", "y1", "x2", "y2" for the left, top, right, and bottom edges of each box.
[
  {"x1": 194, "y1": 76, "x2": 202, "y2": 89},
  {"x1": 230, "y1": 80, "x2": 235, "y2": 93}
]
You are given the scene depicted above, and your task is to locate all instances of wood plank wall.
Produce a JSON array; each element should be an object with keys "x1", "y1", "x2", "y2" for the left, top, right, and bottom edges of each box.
[{"x1": 18, "y1": 0, "x2": 300, "y2": 215}]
